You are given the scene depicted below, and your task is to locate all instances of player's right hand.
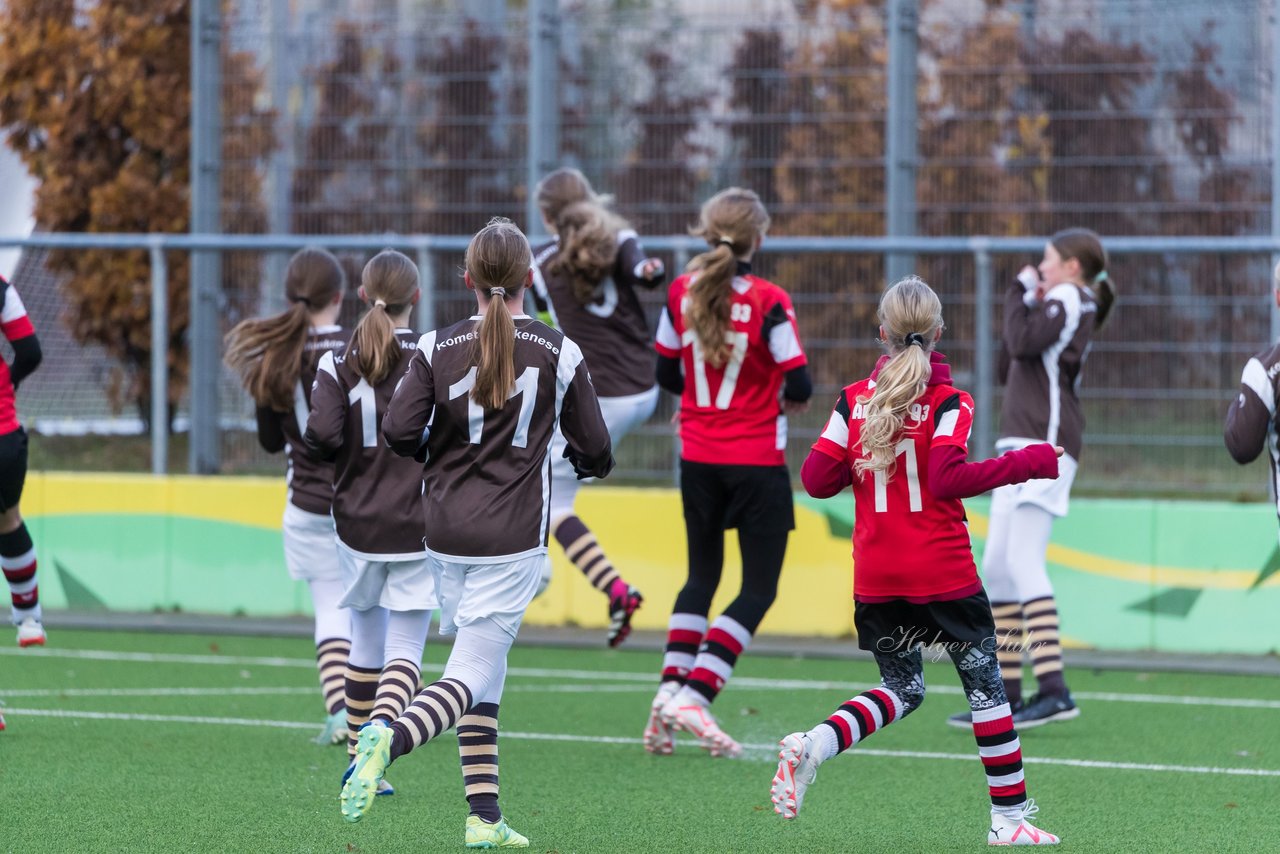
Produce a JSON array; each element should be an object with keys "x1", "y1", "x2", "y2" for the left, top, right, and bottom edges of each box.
[{"x1": 1053, "y1": 445, "x2": 1065, "y2": 458}]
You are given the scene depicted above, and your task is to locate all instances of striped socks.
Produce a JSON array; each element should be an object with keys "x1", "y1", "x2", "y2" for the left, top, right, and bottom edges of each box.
[
  {"x1": 815, "y1": 687, "x2": 906, "y2": 756},
  {"x1": 316, "y1": 638, "x2": 350, "y2": 716},
  {"x1": 344, "y1": 664, "x2": 381, "y2": 756},
  {"x1": 554, "y1": 515, "x2": 621, "y2": 594},
  {"x1": 661, "y1": 613, "x2": 707, "y2": 686},
  {"x1": 685, "y1": 615, "x2": 753, "y2": 703},
  {"x1": 1024, "y1": 595, "x2": 1067, "y2": 697},
  {"x1": 991, "y1": 601, "x2": 1025, "y2": 706},
  {"x1": 389, "y1": 678, "x2": 473, "y2": 760},
  {"x1": 371, "y1": 659, "x2": 422, "y2": 724},
  {"x1": 1, "y1": 523, "x2": 38, "y2": 624},
  {"x1": 458, "y1": 702, "x2": 502, "y2": 823},
  {"x1": 971, "y1": 702, "x2": 1027, "y2": 808}
]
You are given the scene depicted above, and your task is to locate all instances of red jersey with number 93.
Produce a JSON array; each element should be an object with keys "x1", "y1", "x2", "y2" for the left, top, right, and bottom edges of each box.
[
  {"x1": 655, "y1": 272, "x2": 806, "y2": 466},
  {"x1": 813, "y1": 375, "x2": 978, "y2": 599}
]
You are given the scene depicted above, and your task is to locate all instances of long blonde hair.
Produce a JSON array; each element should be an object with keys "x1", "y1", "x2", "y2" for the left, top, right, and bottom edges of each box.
[
  {"x1": 224, "y1": 247, "x2": 345, "y2": 411},
  {"x1": 349, "y1": 250, "x2": 418, "y2": 384},
  {"x1": 855, "y1": 276, "x2": 944, "y2": 479},
  {"x1": 466, "y1": 217, "x2": 533, "y2": 410},
  {"x1": 684, "y1": 188, "x2": 770, "y2": 368}
]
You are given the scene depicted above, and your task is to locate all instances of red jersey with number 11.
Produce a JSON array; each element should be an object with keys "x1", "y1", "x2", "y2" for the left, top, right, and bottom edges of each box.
[
  {"x1": 812, "y1": 358, "x2": 978, "y2": 600},
  {"x1": 655, "y1": 272, "x2": 806, "y2": 466}
]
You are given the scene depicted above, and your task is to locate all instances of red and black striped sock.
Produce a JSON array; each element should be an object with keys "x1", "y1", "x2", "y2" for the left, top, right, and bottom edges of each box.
[
  {"x1": 818, "y1": 687, "x2": 906, "y2": 754},
  {"x1": 344, "y1": 664, "x2": 380, "y2": 757},
  {"x1": 316, "y1": 638, "x2": 350, "y2": 716},
  {"x1": 661, "y1": 613, "x2": 706, "y2": 687},
  {"x1": 458, "y1": 702, "x2": 501, "y2": 823},
  {"x1": 685, "y1": 615, "x2": 753, "y2": 703},
  {"x1": 0, "y1": 523, "x2": 38, "y2": 623},
  {"x1": 972, "y1": 702, "x2": 1026, "y2": 807}
]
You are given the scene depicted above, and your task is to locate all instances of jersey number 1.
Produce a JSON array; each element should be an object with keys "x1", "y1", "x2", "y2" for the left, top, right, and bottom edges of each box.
[
  {"x1": 348, "y1": 378, "x2": 379, "y2": 448},
  {"x1": 448, "y1": 366, "x2": 539, "y2": 447},
  {"x1": 683, "y1": 329, "x2": 749, "y2": 409},
  {"x1": 873, "y1": 438, "x2": 922, "y2": 513}
]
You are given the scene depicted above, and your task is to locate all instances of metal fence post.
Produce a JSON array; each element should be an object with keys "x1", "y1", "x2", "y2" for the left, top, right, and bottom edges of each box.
[
  {"x1": 885, "y1": 0, "x2": 919, "y2": 285},
  {"x1": 189, "y1": 0, "x2": 223, "y2": 473},
  {"x1": 415, "y1": 243, "x2": 436, "y2": 334},
  {"x1": 150, "y1": 239, "x2": 169, "y2": 476},
  {"x1": 973, "y1": 242, "x2": 994, "y2": 461},
  {"x1": 526, "y1": 0, "x2": 560, "y2": 238}
]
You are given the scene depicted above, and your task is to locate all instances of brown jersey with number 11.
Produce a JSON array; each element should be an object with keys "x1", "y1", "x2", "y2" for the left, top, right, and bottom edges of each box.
[{"x1": 383, "y1": 315, "x2": 612, "y2": 562}]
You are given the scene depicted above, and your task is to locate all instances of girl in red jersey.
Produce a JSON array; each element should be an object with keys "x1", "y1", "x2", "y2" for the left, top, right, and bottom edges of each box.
[
  {"x1": 304, "y1": 251, "x2": 434, "y2": 796},
  {"x1": 646, "y1": 187, "x2": 812, "y2": 758},
  {"x1": 225, "y1": 247, "x2": 352, "y2": 745},
  {"x1": 952, "y1": 228, "x2": 1116, "y2": 731},
  {"x1": 769, "y1": 276, "x2": 1062, "y2": 846},
  {"x1": 530, "y1": 168, "x2": 666, "y2": 647},
  {"x1": 0, "y1": 276, "x2": 42, "y2": 653}
]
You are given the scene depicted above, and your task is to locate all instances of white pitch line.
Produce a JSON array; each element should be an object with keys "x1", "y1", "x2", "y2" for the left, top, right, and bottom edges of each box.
[
  {"x1": 0, "y1": 686, "x2": 317, "y2": 698},
  {"x1": 5, "y1": 647, "x2": 1280, "y2": 710},
  {"x1": 5, "y1": 706, "x2": 1278, "y2": 779}
]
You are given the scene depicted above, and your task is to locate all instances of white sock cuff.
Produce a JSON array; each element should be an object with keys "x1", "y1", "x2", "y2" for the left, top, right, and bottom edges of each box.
[{"x1": 807, "y1": 724, "x2": 839, "y2": 763}]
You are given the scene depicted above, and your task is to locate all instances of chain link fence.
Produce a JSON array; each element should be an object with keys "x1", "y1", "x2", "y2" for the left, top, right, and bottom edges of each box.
[{"x1": 10, "y1": 0, "x2": 1279, "y2": 498}]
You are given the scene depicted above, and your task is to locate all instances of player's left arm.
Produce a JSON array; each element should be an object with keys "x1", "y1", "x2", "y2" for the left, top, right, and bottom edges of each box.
[
  {"x1": 654, "y1": 300, "x2": 684, "y2": 395},
  {"x1": 615, "y1": 232, "x2": 665, "y2": 289},
  {"x1": 928, "y1": 391, "x2": 1059, "y2": 499},
  {"x1": 383, "y1": 343, "x2": 437, "y2": 462},
  {"x1": 559, "y1": 344, "x2": 614, "y2": 479},
  {"x1": 1, "y1": 280, "x2": 41, "y2": 389},
  {"x1": 1224, "y1": 356, "x2": 1273, "y2": 465},
  {"x1": 302, "y1": 351, "x2": 346, "y2": 461},
  {"x1": 763, "y1": 291, "x2": 812, "y2": 408}
]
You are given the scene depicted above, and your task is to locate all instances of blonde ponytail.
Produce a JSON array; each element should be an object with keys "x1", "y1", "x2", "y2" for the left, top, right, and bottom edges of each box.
[
  {"x1": 854, "y1": 277, "x2": 945, "y2": 479},
  {"x1": 475, "y1": 287, "x2": 516, "y2": 409}
]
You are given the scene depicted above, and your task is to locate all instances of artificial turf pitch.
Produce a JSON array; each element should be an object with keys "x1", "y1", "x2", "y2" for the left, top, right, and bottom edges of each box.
[{"x1": 2, "y1": 629, "x2": 1276, "y2": 852}]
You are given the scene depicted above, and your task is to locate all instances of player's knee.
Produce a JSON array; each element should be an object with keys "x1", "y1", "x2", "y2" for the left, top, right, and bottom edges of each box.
[{"x1": 883, "y1": 680, "x2": 925, "y2": 717}]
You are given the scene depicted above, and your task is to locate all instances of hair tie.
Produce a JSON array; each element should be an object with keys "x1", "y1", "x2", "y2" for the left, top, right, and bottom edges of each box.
[
  {"x1": 717, "y1": 236, "x2": 735, "y2": 248},
  {"x1": 489, "y1": 287, "x2": 507, "y2": 299},
  {"x1": 289, "y1": 295, "x2": 309, "y2": 306},
  {"x1": 904, "y1": 332, "x2": 926, "y2": 349},
  {"x1": 374, "y1": 299, "x2": 387, "y2": 308},
  {"x1": 1094, "y1": 270, "x2": 1109, "y2": 285}
]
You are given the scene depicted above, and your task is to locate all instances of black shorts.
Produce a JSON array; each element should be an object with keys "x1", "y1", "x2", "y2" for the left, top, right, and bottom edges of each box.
[
  {"x1": 680, "y1": 459, "x2": 795, "y2": 534},
  {"x1": 0, "y1": 426, "x2": 27, "y2": 513},
  {"x1": 854, "y1": 590, "x2": 996, "y2": 655}
]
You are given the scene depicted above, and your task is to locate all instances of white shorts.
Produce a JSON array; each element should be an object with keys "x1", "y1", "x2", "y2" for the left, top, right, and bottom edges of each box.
[
  {"x1": 282, "y1": 504, "x2": 342, "y2": 582},
  {"x1": 430, "y1": 552, "x2": 547, "y2": 639},
  {"x1": 991, "y1": 443, "x2": 1079, "y2": 518},
  {"x1": 337, "y1": 542, "x2": 439, "y2": 612},
  {"x1": 549, "y1": 385, "x2": 659, "y2": 519}
]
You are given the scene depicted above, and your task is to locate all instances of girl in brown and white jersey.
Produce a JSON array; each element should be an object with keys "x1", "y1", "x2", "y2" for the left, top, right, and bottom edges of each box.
[
  {"x1": 530, "y1": 167, "x2": 666, "y2": 647},
  {"x1": 305, "y1": 250, "x2": 434, "y2": 795},
  {"x1": 949, "y1": 228, "x2": 1116, "y2": 732},
  {"x1": 224, "y1": 247, "x2": 351, "y2": 746},
  {"x1": 1224, "y1": 260, "x2": 1280, "y2": 539},
  {"x1": 340, "y1": 218, "x2": 613, "y2": 848}
]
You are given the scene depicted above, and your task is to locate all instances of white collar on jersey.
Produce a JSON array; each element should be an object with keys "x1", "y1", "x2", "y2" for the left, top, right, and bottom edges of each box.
[
  {"x1": 469, "y1": 314, "x2": 532, "y2": 320},
  {"x1": 311, "y1": 324, "x2": 342, "y2": 333}
]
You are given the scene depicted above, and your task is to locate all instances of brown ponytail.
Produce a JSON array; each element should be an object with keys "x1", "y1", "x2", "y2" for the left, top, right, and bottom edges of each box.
[
  {"x1": 224, "y1": 246, "x2": 345, "y2": 410},
  {"x1": 350, "y1": 250, "x2": 418, "y2": 385},
  {"x1": 1050, "y1": 227, "x2": 1116, "y2": 329},
  {"x1": 684, "y1": 187, "x2": 770, "y2": 369},
  {"x1": 466, "y1": 218, "x2": 533, "y2": 409},
  {"x1": 548, "y1": 201, "x2": 628, "y2": 304}
]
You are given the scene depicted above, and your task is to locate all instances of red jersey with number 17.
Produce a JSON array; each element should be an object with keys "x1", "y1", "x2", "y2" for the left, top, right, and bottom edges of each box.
[
  {"x1": 812, "y1": 356, "x2": 979, "y2": 600},
  {"x1": 655, "y1": 271, "x2": 806, "y2": 466}
]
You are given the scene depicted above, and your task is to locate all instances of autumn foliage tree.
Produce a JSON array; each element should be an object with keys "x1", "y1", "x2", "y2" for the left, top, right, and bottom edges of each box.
[{"x1": 0, "y1": 0, "x2": 273, "y2": 420}]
